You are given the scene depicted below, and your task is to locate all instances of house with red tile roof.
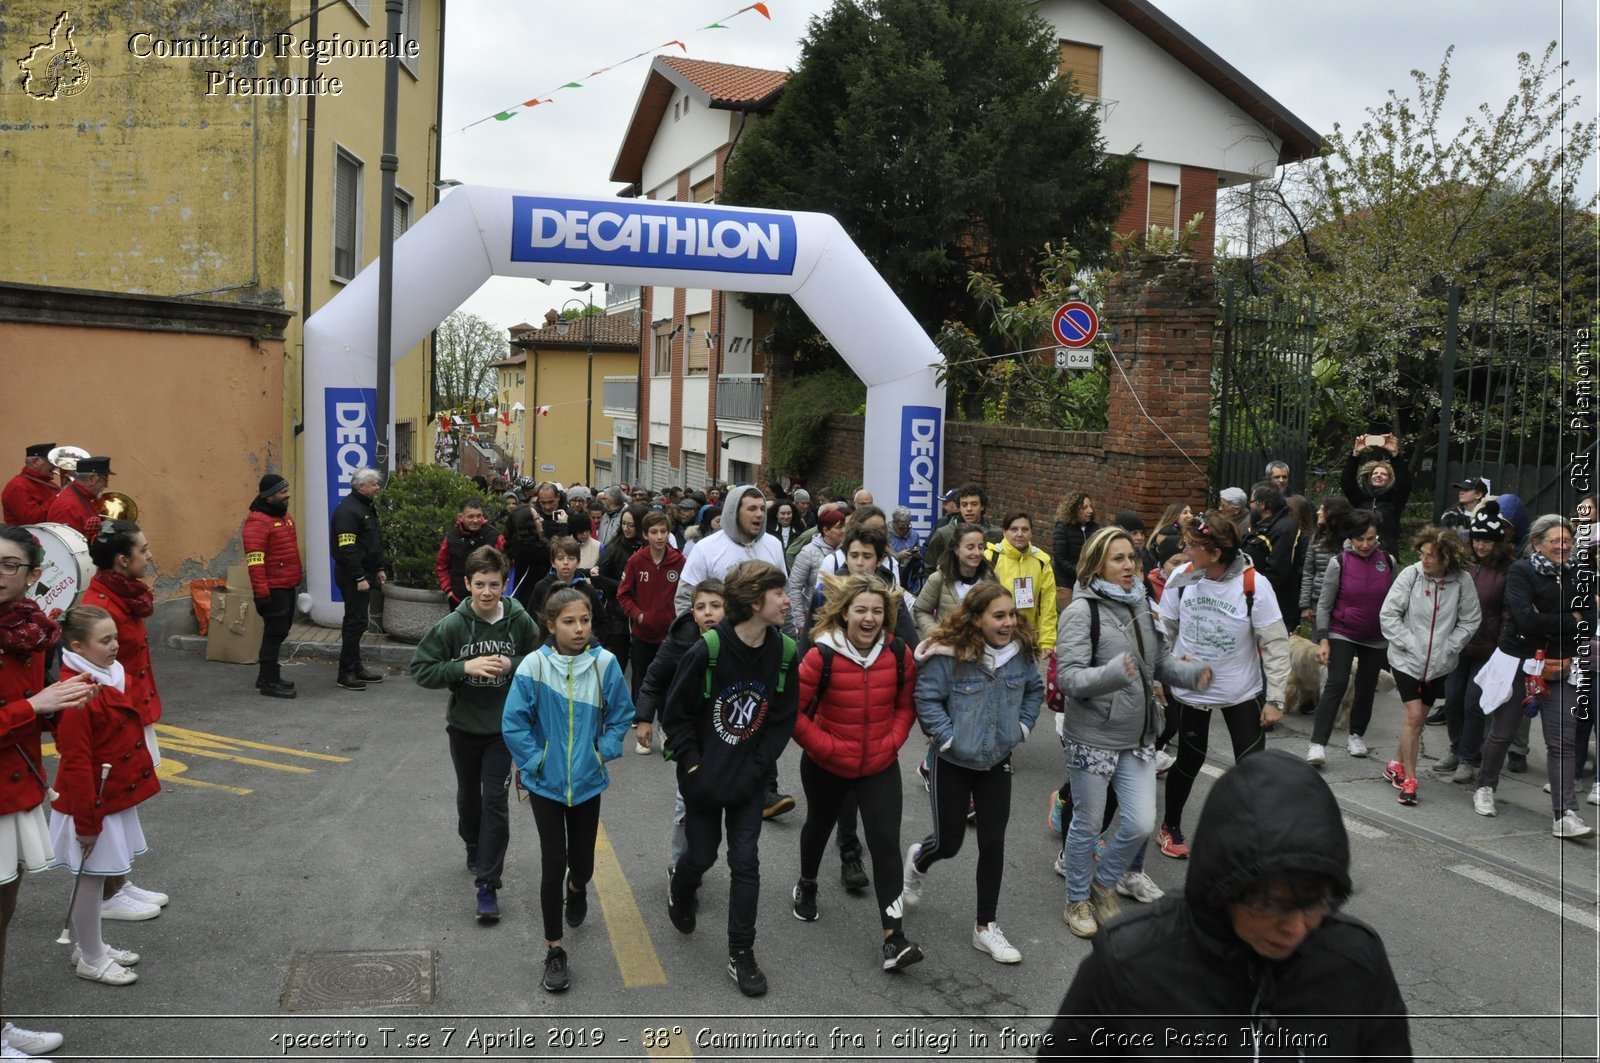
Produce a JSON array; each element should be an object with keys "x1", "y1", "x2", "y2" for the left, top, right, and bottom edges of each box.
[{"x1": 602, "y1": 2, "x2": 1318, "y2": 491}]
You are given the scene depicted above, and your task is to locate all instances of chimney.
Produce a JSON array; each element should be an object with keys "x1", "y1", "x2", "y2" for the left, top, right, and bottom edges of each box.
[{"x1": 543, "y1": 309, "x2": 559, "y2": 327}]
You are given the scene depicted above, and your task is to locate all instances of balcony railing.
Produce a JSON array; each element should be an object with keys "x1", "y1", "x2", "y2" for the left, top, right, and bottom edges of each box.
[
  {"x1": 601, "y1": 376, "x2": 637, "y2": 413},
  {"x1": 716, "y1": 374, "x2": 764, "y2": 423}
]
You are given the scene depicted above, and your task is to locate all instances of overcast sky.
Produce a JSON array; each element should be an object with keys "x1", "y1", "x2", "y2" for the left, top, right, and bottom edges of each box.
[{"x1": 437, "y1": 0, "x2": 1598, "y2": 334}]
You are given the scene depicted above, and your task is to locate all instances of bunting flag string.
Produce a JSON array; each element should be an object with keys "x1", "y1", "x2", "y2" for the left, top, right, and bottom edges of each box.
[
  {"x1": 435, "y1": 398, "x2": 577, "y2": 432},
  {"x1": 454, "y1": 3, "x2": 772, "y2": 135}
]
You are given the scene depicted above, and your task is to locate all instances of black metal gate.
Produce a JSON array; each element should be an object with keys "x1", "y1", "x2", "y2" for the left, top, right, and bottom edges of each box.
[
  {"x1": 1431, "y1": 286, "x2": 1593, "y2": 516},
  {"x1": 1213, "y1": 284, "x2": 1317, "y2": 497}
]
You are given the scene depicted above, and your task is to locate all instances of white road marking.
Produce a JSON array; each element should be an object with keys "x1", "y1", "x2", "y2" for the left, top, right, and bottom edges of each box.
[
  {"x1": 1449, "y1": 863, "x2": 1599, "y2": 932},
  {"x1": 1342, "y1": 815, "x2": 1389, "y2": 839},
  {"x1": 1199, "y1": 764, "x2": 1224, "y2": 778}
]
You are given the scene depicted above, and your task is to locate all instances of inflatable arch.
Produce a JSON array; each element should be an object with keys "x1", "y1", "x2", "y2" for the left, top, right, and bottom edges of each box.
[{"x1": 303, "y1": 186, "x2": 945, "y2": 626}]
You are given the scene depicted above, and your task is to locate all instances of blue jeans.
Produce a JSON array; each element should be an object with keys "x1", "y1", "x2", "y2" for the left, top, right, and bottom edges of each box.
[
  {"x1": 1444, "y1": 653, "x2": 1489, "y2": 764},
  {"x1": 1065, "y1": 751, "x2": 1156, "y2": 902},
  {"x1": 668, "y1": 786, "x2": 687, "y2": 870}
]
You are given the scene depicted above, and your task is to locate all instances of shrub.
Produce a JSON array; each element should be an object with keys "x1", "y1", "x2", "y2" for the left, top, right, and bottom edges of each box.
[
  {"x1": 766, "y1": 370, "x2": 866, "y2": 480},
  {"x1": 372, "y1": 464, "x2": 501, "y2": 587}
]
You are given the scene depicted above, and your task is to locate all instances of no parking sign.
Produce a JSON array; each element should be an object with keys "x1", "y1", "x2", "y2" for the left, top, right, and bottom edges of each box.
[{"x1": 1052, "y1": 301, "x2": 1098, "y2": 348}]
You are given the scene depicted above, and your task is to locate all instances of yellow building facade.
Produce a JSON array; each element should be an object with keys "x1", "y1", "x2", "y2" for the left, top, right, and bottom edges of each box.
[
  {"x1": 1, "y1": 0, "x2": 443, "y2": 517},
  {"x1": 496, "y1": 315, "x2": 641, "y2": 488}
]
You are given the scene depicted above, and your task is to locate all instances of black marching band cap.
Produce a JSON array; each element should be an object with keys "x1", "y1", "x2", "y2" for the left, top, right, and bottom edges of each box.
[
  {"x1": 76, "y1": 456, "x2": 115, "y2": 476},
  {"x1": 25, "y1": 443, "x2": 55, "y2": 458}
]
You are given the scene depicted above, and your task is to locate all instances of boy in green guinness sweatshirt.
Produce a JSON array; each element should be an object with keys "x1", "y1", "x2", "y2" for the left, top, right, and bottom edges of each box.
[{"x1": 412, "y1": 546, "x2": 541, "y2": 923}]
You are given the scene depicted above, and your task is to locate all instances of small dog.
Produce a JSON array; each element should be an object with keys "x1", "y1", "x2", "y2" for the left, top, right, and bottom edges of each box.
[{"x1": 1285, "y1": 634, "x2": 1395, "y2": 732}]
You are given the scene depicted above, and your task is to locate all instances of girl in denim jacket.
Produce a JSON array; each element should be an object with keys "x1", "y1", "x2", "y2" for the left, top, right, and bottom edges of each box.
[{"x1": 902, "y1": 582, "x2": 1043, "y2": 965}]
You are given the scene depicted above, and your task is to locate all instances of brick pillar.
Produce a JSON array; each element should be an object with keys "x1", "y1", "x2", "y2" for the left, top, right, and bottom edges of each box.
[{"x1": 1102, "y1": 255, "x2": 1216, "y2": 518}]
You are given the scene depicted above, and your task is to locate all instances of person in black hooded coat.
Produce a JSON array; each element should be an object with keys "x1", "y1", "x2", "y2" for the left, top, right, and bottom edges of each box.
[{"x1": 1040, "y1": 750, "x2": 1411, "y2": 1061}]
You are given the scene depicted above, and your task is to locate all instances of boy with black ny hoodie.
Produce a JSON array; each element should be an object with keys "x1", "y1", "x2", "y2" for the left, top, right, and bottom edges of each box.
[
  {"x1": 661, "y1": 560, "x2": 798, "y2": 997},
  {"x1": 410, "y1": 546, "x2": 542, "y2": 923}
]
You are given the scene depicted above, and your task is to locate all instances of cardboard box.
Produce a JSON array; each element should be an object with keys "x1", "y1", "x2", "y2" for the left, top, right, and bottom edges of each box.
[
  {"x1": 206, "y1": 588, "x2": 262, "y2": 664},
  {"x1": 226, "y1": 563, "x2": 252, "y2": 594}
]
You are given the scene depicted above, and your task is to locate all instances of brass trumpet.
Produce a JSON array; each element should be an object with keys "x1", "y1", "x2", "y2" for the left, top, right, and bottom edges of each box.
[{"x1": 95, "y1": 491, "x2": 139, "y2": 523}]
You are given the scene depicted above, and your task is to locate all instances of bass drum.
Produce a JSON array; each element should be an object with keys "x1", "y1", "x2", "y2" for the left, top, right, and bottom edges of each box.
[{"x1": 25, "y1": 523, "x2": 92, "y2": 619}]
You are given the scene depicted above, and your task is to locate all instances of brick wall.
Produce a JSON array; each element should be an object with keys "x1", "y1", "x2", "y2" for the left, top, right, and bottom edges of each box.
[
  {"x1": 1179, "y1": 165, "x2": 1218, "y2": 261},
  {"x1": 805, "y1": 255, "x2": 1216, "y2": 532}
]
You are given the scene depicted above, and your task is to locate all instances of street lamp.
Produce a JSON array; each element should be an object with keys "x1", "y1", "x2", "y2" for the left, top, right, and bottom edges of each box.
[{"x1": 554, "y1": 283, "x2": 595, "y2": 485}]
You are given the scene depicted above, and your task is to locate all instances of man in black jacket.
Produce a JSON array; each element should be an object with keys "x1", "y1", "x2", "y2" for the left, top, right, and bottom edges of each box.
[
  {"x1": 330, "y1": 467, "x2": 387, "y2": 690},
  {"x1": 1245, "y1": 483, "x2": 1303, "y2": 634},
  {"x1": 1040, "y1": 750, "x2": 1411, "y2": 1061}
]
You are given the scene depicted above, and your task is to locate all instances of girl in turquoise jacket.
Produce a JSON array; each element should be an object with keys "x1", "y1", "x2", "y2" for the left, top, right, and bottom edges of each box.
[{"x1": 501, "y1": 587, "x2": 634, "y2": 995}]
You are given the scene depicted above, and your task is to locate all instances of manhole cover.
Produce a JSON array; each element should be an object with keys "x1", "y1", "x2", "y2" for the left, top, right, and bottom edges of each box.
[{"x1": 281, "y1": 949, "x2": 436, "y2": 1011}]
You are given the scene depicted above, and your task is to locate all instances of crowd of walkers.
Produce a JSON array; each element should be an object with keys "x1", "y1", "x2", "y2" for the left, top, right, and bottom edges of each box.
[{"x1": 0, "y1": 431, "x2": 1592, "y2": 1052}]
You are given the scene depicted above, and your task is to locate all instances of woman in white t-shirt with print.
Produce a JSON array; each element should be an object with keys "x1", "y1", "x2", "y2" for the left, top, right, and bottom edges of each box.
[{"x1": 1153, "y1": 511, "x2": 1291, "y2": 859}]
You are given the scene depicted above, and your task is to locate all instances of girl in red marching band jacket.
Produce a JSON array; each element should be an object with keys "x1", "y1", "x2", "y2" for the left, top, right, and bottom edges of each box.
[
  {"x1": 83, "y1": 520, "x2": 170, "y2": 922},
  {"x1": 49, "y1": 605, "x2": 161, "y2": 986},
  {"x1": 0, "y1": 526, "x2": 96, "y2": 1056}
]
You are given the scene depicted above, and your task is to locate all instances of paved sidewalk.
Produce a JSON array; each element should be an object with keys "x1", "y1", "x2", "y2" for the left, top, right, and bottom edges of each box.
[{"x1": 167, "y1": 620, "x2": 419, "y2": 668}]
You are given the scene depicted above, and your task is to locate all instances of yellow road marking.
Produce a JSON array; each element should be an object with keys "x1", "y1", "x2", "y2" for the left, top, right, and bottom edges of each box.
[
  {"x1": 146, "y1": 740, "x2": 315, "y2": 774},
  {"x1": 591, "y1": 821, "x2": 667, "y2": 988},
  {"x1": 153, "y1": 725, "x2": 352, "y2": 763},
  {"x1": 39, "y1": 742, "x2": 253, "y2": 795}
]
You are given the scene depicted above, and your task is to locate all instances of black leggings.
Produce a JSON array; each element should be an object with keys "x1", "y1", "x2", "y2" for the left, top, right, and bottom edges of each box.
[
  {"x1": 526, "y1": 792, "x2": 601, "y2": 943},
  {"x1": 798, "y1": 756, "x2": 904, "y2": 933},
  {"x1": 1310, "y1": 640, "x2": 1386, "y2": 745},
  {"x1": 1163, "y1": 698, "x2": 1265, "y2": 834},
  {"x1": 912, "y1": 755, "x2": 1012, "y2": 926}
]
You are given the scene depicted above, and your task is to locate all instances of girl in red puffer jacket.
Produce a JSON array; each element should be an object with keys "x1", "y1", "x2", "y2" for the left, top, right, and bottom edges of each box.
[{"x1": 790, "y1": 573, "x2": 920, "y2": 973}]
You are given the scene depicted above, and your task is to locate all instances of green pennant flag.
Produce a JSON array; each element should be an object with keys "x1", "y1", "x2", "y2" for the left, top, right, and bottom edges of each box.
[
  {"x1": 561, "y1": 81, "x2": 583, "y2": 89},
  {"x1": 493, "y1": 111, "x2": 516, "y2": 121},
  {"x1": 705, "y1": 22, "x2": 728, "y2": 28}
]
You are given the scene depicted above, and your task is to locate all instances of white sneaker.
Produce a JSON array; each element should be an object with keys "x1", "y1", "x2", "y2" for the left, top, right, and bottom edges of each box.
[
  {"x1": 971, "y1": 922, "x2": 1022, "y2": 964},
  {"x1": 1347, "y1": 734, "x2": 1369, "y2": 758},
  {"x1": 1473, "y1": 786, "x2": 1497, "y2": 817},
  {"x1": 1588, "y1": 780, "x2": 1600, "y2": 806},
  {"x1": 120, "y1": 882, "x2": 169, "y2": 907},
  {"x1": 634, "y1": 739, "x2": 652, "y2": 755},
  {"x1": 71, "y1": 943, "x2": 139, "y2": 968},
  {"x1": 1053, "y1": 849, "x2": 1066, "y2": 878},
  {"x1": 3, "y1": 1045, "x2": 33, "y2": 1059},
  {"x1": 75, "y1": 954, "x2": 137, "y2": 985},
  {"x1": 1543, "y1": 782, "x2": 1552, "y2": 794},
  {"x1": 1553, "y1": 810, "x2": 1596, "y2": 839},
  {"x1": 901, "y1": 843, "x2": 927, "y2": 907},
  {"x1": 100, "y1": 890, "x2": 160, "y2": 922},
  {"x1": 1305, "y1": 743, "x2": 1326, "y2": 767},
  {"x1": 1114, "y1": 870, "x2": 1165, "y2": 903},
  {"x1": 1153, "y1": 749, "x2": 1177, "y2": 775},
  {"x1": 3, "y1": 1021, "x2": 63, "y2": 1055}
]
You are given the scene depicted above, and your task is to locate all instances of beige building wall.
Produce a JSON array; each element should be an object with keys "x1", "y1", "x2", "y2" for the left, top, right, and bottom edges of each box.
[
  {"x1": 0, "y1": 318, "x2": 287, "y2": 599},
  {"x1": 510, "y1": 349, "x2": 638, "y2": 488},
  {"x1": 1, "y1": 1, "x2": 444, "y2": 547}
]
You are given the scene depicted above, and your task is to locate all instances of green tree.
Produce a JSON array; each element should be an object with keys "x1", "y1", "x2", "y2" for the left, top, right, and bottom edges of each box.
[
  {"x1": 1230, "y1": 44, "x2": 1596, "y2": 479},
  {"x1": 432, "y1": 311, "x2": 506, "y2": 411},
  {"x1": 722, "y1": 0, "x2": 1130, "y2": 370}
]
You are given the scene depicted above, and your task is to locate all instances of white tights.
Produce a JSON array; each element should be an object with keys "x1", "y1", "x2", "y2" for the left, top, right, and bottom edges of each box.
[{"x1": 70, "y1": 873, "x2": 106, "y2": 964}]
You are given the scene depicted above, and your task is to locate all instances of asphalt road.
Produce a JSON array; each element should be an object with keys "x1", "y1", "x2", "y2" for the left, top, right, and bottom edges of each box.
[{"x1": 6, "y1": 646, "x2": 1596, "y2": 1061}]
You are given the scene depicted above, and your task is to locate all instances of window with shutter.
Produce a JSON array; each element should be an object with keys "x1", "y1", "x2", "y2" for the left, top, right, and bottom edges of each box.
[
  {"x1": 394, "y1": 189, "x2": 412, "y2": 238},
  {"x1": 333, "y1": 148, "x2": 363, "y2": 282},
  {"x1": 1148, "y1": 182, "x2": 1178, "y2": 232},
  {"x1": 686, "y1": 312, "x2": 710, "y2": 375},
  {"x1": 1057, "y1": 41, "x2": 1101, "y2": 99},
  {"x1": 401, "y1": 0, "x2": 422, "y2": 76},
  {"x1": 692, "y1": 177, "x2": 715, "y2": 204},
  {"x1": 652, "y1": 330, "x2": 672, "y2": 376}
]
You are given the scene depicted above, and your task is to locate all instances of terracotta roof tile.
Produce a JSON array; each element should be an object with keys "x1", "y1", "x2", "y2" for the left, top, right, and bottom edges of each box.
[
  {"x1": 659, "y1": 56, "x2": 788, "y2": 107},
  {"x1": 511, "y1": 313, "x2": 640, "y2": 350}
]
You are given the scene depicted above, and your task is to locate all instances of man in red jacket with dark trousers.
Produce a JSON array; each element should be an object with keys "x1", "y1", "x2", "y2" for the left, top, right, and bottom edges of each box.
[
  {"x1": 434, "y1": 497, "x2": 503, "y2": 607},
  {"x1": 2, "y1": 443, "x2": 59, "y2": 526},
  {"x1": 244, "y1": 474, "x2": 304, "y2": 698}
]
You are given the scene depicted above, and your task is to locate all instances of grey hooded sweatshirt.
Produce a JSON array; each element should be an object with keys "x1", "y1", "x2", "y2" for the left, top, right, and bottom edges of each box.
[{"x1": 673, "y1": 484, "x2": 786, "y2": 615}]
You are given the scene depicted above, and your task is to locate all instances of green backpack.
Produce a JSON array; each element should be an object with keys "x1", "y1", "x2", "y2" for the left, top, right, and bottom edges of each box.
[{"x1": 699, "y1": 629, "x2": 798, "y2": 699}]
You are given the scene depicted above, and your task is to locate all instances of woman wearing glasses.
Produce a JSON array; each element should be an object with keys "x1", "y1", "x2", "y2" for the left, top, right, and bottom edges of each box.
[
  {"x1": 1041, "y1": 751, "x2": 1412, "y2": 1059},
  {"x1": 1152, "y1": 511, "x2": 1290, "y2": 860},
  {"x1": 0, "y1": 526, "x2": 97, "y2": 1058}
]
